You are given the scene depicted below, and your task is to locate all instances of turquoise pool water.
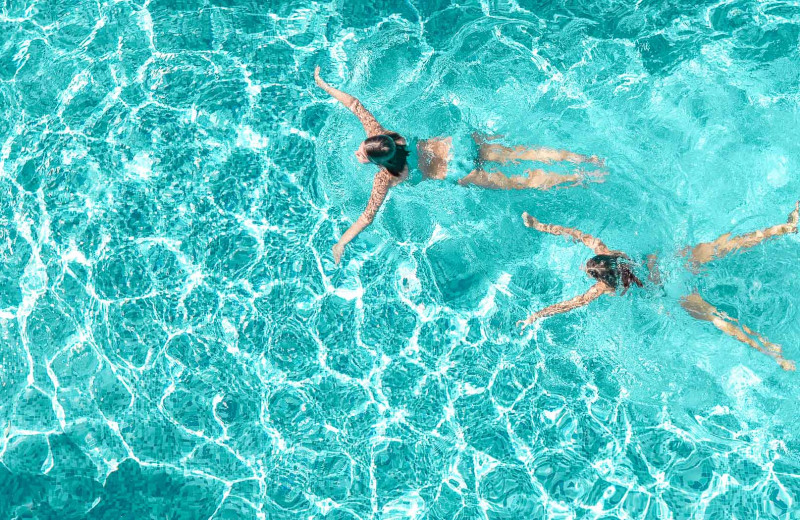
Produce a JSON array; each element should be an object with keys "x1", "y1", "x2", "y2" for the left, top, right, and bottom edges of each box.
[{"x1": 2, "y1": 0, "x2": 800, "y2": 518}]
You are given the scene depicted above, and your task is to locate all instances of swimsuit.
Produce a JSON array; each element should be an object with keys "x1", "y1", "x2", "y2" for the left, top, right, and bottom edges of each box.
[{"x1": 416, "y1": 133, "x2": 479, "y2": 182}]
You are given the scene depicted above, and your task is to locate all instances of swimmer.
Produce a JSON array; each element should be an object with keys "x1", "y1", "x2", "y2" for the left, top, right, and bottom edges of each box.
[
  {"x1": 314, "y1": 67, "x2": 606, "y2": 265},
  {"x1": 518, "y1": 202, "x2": 799, "y2": 371},
  {"x1": 315, "y1": 67, "x2": 409, "y2": 265}
]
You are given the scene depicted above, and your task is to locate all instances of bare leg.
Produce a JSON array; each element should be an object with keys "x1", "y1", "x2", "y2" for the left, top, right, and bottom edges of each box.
[
  {"x1": 472, "y1": 132, "x2": 604, "y2": 167},
  {"x1": 459, "y1": 167, "x2": 605, "y2": 191},
  {"x1": 681, "y1": 291, "x2": 795, "y2": 371},
  {"x1": 685, "y1": 202, "x2": 799, "y2": 265},
  {"x1": 459, "y1": 167, "x2": 573, "y2": 190}
]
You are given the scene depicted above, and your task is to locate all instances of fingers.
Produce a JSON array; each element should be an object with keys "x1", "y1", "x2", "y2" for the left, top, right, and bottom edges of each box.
[
  {"x1": 522, "y1": 212, "x2": 537, "y2": 227},
  {"x1": 314, "y1": 66, "x2": 326, "y2": 87}
]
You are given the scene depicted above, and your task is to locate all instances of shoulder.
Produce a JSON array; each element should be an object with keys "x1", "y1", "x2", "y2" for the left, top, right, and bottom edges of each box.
[
  {"x1": 366, "y1": 124, "x2": 388, "y2": 137},
  {"x1": 592, "y1": 282, "x2": 616, "y2": 295},
  {"x1": 386, "y1": 130, "x2": 407, "y2": 146},
  {"x1": 595, "y1": 282, "x2": 617, "y2": 294}
]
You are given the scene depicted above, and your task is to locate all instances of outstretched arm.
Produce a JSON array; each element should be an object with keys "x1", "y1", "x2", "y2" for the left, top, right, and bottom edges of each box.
[
  {"x1": 522, "y1": 212, "x2": 618, "y2": 256},
  {"x1": 314, "y1": 66, "x2": 385, "y2": 136},
  {"x1": 518, "y1": 282, "x2": 611, "y2": 330},
  {"x1": 332, "y1": 172, "x2": 391, "y2": 265}
]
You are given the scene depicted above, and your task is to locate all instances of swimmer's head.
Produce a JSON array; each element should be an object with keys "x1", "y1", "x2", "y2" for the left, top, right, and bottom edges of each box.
[
  {"x1": 357, "y1": 134, "x2": 397, "y2": 166},
  {"x1": 585, "y1": 254, "x2": 643, "y2": 295},
  {"x1": 584, "y1": 256, "x2": 613, "y2": 285}
]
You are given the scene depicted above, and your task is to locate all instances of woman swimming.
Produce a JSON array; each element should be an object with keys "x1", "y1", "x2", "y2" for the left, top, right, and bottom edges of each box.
[
  {"x1": 314, "y1": 67, "x2": 606, "y2": 264},
  {"x1": 518, "y1": 203, "x2": 799, "y2": 371}
]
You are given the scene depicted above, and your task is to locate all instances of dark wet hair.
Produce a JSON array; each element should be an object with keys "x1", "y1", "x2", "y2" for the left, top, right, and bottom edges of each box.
[
  {"x1": 586, "y1": 254, "x2": 643, "y2": 295},
  {"x1": 363, "y1": 132, "x2": 409, "y2": 176}
]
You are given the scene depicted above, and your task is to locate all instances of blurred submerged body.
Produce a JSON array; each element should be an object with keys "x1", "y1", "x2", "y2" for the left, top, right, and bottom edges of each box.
[
  {"x1": 314, "y1": 67, "x2": 606, "y2": 265},
  {"x1": 418, "y1": 133, "x2": 606, "y2": 190},
  {"x1": 519, "y1": 203, "x2": 800, "y2": 371}
]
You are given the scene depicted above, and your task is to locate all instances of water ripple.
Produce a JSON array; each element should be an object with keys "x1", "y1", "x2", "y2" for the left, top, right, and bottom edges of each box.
[{"x1": 1, "y1": 0, "x2": 799, "y2": 518}]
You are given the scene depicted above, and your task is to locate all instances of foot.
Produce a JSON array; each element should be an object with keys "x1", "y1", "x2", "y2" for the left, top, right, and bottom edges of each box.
[
  {"x1": 787, "y1": 201, "x2": 799, "y2": 231},
  {"x1": 779, "y1": 358, "x2": 796, "y2": 371},
  {"x1": 588, "y1": 155, "x2": 605, "y2": 167},
  {"x1": 521, "y1": 212, "x2": 538, "y2": 228},
  {"x1": 576, "y1": 168, "x2": 608, "y2": 186},
  {"x1": 763, "y1": 342, "x2": 784, "y2": 355}
]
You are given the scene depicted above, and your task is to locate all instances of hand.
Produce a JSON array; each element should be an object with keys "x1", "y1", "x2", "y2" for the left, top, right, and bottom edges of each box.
[
  {"x1": 521, "y1": 212, "x2": 538, "y2": 228},
  {"x1": 332, "y1": 243, "x2": 345, "y2": 265},
  {"x1": 788, "y1": 200, "x2": 799, "y2": 231},
  {"x1": 517, "y1": 315, "x2": 538, "y2": 332},
  {"x1": 314, "y1": 66, "x2": 325, "y2": 88},
  {"x1": 588, "y1": 155, "x2": 605, "y2": 167}
]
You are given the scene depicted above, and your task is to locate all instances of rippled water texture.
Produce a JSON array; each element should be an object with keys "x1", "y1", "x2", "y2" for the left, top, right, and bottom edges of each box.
[{"x1": 1, "y1": 0, "x2": 800, "y2": 518}]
